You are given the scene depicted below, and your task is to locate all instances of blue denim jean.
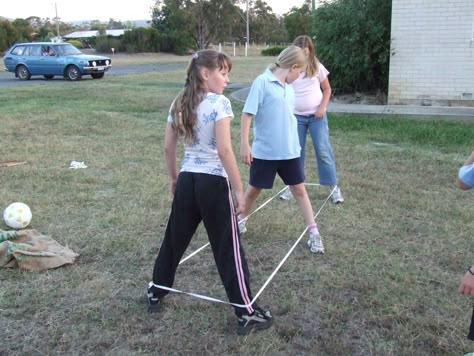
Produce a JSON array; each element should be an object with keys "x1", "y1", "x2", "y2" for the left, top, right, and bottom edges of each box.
[{"x1": 296, "y1": 113, "x2": 338, "y2": 186}]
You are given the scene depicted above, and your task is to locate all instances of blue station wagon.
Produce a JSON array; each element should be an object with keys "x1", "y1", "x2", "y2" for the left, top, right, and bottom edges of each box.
[{"x1": 3, "y1": 42, "x2": 112, "y2": 81}]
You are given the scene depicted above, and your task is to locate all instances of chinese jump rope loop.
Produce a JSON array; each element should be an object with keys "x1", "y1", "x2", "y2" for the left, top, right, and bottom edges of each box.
[{"x1": 151, "y1": 184, "x2": 336, "y2": 308}]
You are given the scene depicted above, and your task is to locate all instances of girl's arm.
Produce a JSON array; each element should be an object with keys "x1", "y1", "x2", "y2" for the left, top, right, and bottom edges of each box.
[
  {"x1": 240, "y1": 112, "x2": 253, "y2": 166},
  {"x1": 315, "y1": 78, "x2": 332, "y2": 119},
  {"x1": 462, "y1": 151, "x2": 474, "y2": 166},
  {"x1": 164, "y1": 123, "x2": 179, "y2": 195},
  {"x1": 216, "y1": 117, "x2": 244, "y2": 215}
]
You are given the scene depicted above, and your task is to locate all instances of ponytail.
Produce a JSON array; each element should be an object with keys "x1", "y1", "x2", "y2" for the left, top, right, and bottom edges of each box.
[{"x1": 170, "y1": 50, "x2": 232, "y2": 144}]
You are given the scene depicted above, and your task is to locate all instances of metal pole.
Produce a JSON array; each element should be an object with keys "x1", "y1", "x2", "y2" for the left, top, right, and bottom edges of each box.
[
  {"x1": 54, "y1": 3, "x2": 60, "y2": 39},
  {"x1": 246, "y1": 0, "x2": 249, "y2": 57}
]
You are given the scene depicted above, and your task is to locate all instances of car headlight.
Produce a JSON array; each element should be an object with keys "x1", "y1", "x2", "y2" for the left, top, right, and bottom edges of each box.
[
  {"x1": 105, "y1": 60, "x2": 110, "y2": 66},
  {"x1": 92, "y1": 61, "x2": 97, "y2": 67}
]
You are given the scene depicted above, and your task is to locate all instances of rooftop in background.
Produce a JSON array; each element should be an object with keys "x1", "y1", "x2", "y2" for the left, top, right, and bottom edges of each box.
[{"x1": 63, "y1": 29, "x2": 127, "y2": 39}]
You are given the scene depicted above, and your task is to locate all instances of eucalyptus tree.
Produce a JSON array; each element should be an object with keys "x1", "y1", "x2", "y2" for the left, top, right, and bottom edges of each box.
[
  {"x1": 283, "y1": 0, "x2": 312, "y2": 41},
  {"x1": 152, "y1": 0, "x2": 241, "y2": 52}
]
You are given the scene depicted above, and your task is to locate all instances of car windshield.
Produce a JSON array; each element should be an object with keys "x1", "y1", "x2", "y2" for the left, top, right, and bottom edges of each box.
[{"x1": 54, "y1": 44, "x2": 83, "y2": 55}]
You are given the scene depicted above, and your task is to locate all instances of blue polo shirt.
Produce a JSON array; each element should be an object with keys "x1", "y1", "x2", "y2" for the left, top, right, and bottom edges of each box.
[
  {"x1": 459, "y1": 163, "x2": 474, "y2": 188},
  {"x1": 243, "y1": 69, "x2": 301, "y2": 160}
]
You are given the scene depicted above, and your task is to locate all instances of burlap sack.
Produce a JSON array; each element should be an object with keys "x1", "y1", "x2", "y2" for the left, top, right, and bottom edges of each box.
[{"x1": 0, "y1": 229, "x2": 79, "y2": 271}]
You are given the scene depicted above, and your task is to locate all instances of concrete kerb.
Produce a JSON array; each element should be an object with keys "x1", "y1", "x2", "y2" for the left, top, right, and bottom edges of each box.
[{"x1": 228, "y1": 83, "x2": 474, "y2": 121}]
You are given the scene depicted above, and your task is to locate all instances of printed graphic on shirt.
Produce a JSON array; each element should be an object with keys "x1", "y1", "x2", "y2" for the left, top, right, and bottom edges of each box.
[{"x1": 168, "y1": 93, "x2": 234, "y2": 178}]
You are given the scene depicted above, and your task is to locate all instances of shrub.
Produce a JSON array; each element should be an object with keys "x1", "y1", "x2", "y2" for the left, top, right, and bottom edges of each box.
[
  {"x1": 121, "y1": 27, "x2": 161, "y2": 54},
  {"x1": 261, "y1": 46, "x2": 286, "y2": 56},
  {"x1": 94, "y1": 36, "x2": 122, "y2": 54},
  {"x1": 312, "y1": 0, "x2": 391, "y2": 94},
  {"x1": 66, "y1": 40, "x2": 82, "y2": 49}
]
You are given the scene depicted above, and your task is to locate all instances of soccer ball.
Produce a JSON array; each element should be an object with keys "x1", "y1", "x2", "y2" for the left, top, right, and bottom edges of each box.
[{"x1": 3, "y1": 202, "x2": 32, "y2": 229}]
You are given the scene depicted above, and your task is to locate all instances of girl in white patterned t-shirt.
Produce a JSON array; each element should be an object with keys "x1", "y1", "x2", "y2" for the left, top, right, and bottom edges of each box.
[{"x1": 147, "y1": 50, "x2": 272, "y2": 335}]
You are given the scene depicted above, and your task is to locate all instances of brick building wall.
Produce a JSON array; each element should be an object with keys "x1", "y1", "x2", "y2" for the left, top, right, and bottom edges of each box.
[{"x1": 388, "y1": 0, "x2": 474, "y2": 106}]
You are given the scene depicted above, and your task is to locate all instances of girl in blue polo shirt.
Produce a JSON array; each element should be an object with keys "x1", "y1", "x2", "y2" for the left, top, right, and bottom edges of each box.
[
  {"x1": 239, "y1": 45, "x2": 324, "y2": 254},
  {"x1": 458, "y1": 150, "x2": 474, "y2": 190}
]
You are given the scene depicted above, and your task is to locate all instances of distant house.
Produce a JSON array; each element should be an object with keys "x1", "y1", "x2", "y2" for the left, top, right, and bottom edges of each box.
[
  {"x1": 388, "y1": 0, "x2": 474, "y2": 107},
  {"x1": 63, "y1": 29, "x2": 127, "y2": 40}
]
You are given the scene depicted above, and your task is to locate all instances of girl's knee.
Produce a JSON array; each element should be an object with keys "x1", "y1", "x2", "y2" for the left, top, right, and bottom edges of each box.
[
  {"x1": 289, "y1": 184, "x2": 306, "y2": 197},
  {"x1": 247, "y1": 186, "x2": 262, "y2": 198}
]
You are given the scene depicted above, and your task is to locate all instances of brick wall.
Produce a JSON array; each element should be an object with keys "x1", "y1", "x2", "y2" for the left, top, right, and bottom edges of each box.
[{"x1": 388, "y1": 0, "x2": 474, "y2": 106}]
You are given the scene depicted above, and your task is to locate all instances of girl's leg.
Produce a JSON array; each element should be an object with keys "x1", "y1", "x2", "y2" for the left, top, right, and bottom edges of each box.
[
  {"x1": 296, "y1": 114, "x2": 310, "y2": 169},
  {"x1": 240, "y1": 185, "x2": 262, "y2": 218},
  {"x1": 289, "y1": 183, "x2": 325, "y2": 254},
  {"x1": 280, "y1": 115, "x2": 310, "y2": 201},
  {"x1": 307, "y1": 113, "x2": 338, "y2": 186},
  {"x1": 151, "y1": 172, "x2": 202, "y2": 299},
  {"x1": 201, "y1": 176, "x2": 273, "y2": 334},
  {"x1": 289, "y1": 183, "x2": 315, "y2": 226},
  {"x1": 238, "y1": 185, "x2": 262, "y2": 233},
  {"x1": 199, "y1": 175, "x2": 255, "y2": 316}
]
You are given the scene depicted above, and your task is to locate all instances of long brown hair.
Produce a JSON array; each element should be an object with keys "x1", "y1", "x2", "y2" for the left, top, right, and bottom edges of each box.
[
  {"x1": 292, "y1": 35, "x2": 319, "y2": 77},
  {"x1": 170, "y1": 49, "x2": 232, "y2": 144}
]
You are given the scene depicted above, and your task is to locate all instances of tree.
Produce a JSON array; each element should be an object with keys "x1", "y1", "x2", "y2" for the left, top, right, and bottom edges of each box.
[
  {"x1": 11, "y1": 18, "x2": 34, "y2": 42},
  {"x1": 312, "y1": 0, "x2": 392, "y2": 93},
  {"x1": 90, "y1": 20, "x2": 107, "y2": 32},
  {"x1": 250, "y1": 0, "x2": 284, "y2": 43},
  {"x1": 152, "y1": 0, "x2": 194, "y2": 53},
  {"x1": 152, "y1": 0, "x2": 242, "y2": 51},
  {"x1": 0, "y1": 20, "x2": 17, "y2": 51},
  {"x1": 107, "y1": 19, "x2": 125, "y2": 30},
  {"x1": 284, "y1": 0, "x2": 312, "y2": 41}
]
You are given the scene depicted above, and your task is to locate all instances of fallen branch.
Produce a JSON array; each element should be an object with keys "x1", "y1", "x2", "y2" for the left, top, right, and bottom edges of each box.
[{"x1": 0, "y1": 161, "x2": 28, "y2": 168}]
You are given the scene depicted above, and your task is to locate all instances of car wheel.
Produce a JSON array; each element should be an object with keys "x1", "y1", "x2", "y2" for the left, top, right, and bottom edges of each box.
[
  {"x1": 16, "y1": 65, "x2": 31, "y2": 80},
  {"x1": 44, "y1": 75, "x2": 54, "y2": 80},
  {"x1": 91, "y1": 73, "x2": 105, "y2": 79},
  {"x1": 65, "y1": 65, "x2": 82, "y2": 81}
]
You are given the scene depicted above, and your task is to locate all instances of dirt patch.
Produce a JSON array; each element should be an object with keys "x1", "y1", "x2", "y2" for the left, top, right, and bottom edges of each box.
[{"x1": 332, "y1": 91, "x2": 387, "y2": 105}]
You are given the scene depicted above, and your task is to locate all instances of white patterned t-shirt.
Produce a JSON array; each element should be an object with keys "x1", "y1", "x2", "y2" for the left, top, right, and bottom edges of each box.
[{"x1": 167, "y1": 93, "x2": 234, "y2": 178}]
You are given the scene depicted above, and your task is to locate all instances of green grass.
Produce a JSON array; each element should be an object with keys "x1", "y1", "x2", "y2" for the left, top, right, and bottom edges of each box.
[
  {"x1": 1, "y1": 54, "x2": 474, "y2": 354},
  {"x1": 330, "y1": 114, "x2": 473, "y2": 150}
]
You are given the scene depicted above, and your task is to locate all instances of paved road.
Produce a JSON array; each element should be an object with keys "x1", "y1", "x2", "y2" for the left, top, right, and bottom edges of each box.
[{"x1": 0, "y1": 62, "x2": 187, "y2": 87}]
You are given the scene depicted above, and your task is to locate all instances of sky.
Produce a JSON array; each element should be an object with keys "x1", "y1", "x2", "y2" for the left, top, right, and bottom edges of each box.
[{"x1": 2, "y1": 0, "x2": 307, "y2": 22}]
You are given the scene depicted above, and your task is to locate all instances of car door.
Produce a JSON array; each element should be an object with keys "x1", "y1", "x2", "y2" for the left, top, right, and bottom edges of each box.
[
  {"x1": 42, "y1": 46, "x2": 63, "y2": 75},
  {"x1": 27, "y1": 45, "x2": 61, "y2": 76},
  {"x1": 25, "y1": 45, "x2": 43, "y2": 74}
]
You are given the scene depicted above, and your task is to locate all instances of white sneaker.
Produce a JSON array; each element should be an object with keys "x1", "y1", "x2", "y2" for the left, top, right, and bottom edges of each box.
[
  {"x1": 307, "y1": 228, "x2": 324, "y2": 254},
  {"x1": 279, "y1": 188, "x2": 293, "y2": 201},
  {"x1": 238, "y1": 218, "x2": 247, "y2": 234},
  {"x1": 330, "y1": 186, "x2": 344, "y2": 204}
]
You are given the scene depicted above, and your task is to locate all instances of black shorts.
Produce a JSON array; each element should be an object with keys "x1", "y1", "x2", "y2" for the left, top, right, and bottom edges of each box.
[{"x1": 249, "y1": 157, "x2": 305, "y2": 189}]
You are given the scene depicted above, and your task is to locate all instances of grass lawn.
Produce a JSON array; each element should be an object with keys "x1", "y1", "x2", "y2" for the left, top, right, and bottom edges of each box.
[{"x1": 0, "y1": 53, "x2": 474, "y2": 354}]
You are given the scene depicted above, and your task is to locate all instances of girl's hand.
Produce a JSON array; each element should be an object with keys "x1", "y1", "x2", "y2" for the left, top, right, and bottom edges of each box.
[
  {"x1": 170, "y1": 179, "x2": 177, "y2": 196},
  {"x1": 233, "y1": 190, "x2": 245, "y2": 215},
  {"x1": 314, "y1": 108, "x2": 326, "y2": 119},
  {"x1": 240, "y1": 143, "x2": 253, "y2": 166},
  {"x1": 459, "y1": 269, "x2": 474, "y2": 296}
]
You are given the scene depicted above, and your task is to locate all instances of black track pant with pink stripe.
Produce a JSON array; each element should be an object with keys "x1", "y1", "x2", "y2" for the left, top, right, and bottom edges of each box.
[{"x1": 152, "y1": 172, "x2": 255, "y2": 316}]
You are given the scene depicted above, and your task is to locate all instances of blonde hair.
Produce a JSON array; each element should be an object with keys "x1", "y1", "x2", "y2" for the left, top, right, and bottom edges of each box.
[
  {"x1": 292, "y1": 35, "x2": 319, "y2": 77},
  {"x1": 268, "y1": 45, "x2": 307, "y2": 72},
  {"x1": 170, "y1": 49, "x2": 232, "y2": 144}
]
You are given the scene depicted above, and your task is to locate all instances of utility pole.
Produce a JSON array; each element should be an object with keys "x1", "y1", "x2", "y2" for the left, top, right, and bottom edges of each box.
[
  {"x1": 54, "y1": 3, "x2": 60, "y2": 40},
  {"x1": 246, "y1": 0, "x2": 249, "y2": 56}
]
